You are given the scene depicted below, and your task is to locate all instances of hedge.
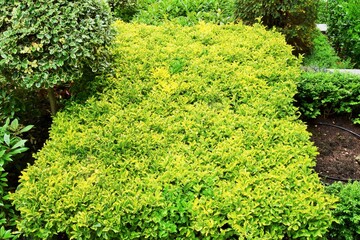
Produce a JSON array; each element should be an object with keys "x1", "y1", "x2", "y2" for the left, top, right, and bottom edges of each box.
[
  {"x1": 12, "y1": 21, "x2": 336, "y2": 239},
  {"x1": 296, "y1": 71, "x2": 360, "y2": 120}
]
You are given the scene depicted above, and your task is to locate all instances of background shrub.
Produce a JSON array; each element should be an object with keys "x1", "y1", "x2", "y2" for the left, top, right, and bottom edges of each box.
[
  {"x1": 295, "y1": 71, "x2": 360, "y2": 120},
  {"x1": 0, "y1": 75, "x2": 47, "y2": 124},
  {"x1": 133, "y1": 0, "x2": 236, "y2": 25},
  {"x1": 317, "y1": 0, "x2": 330, "y2": 24},
  {"x1": 108, "y1": 0, "x2": 138, "y2": 21},
  {"x1": 0, "y1": 77, "x2": 21, "y2": 122},
  {"x1": 12, "y1": 21, "x2": 336, "y2": 239},
  {"x1": 0, "y1": 0, "x2": 114, "y2": 114},
  {"x1": 326, "y1": 182, "x2": 360, "y2": 240},
  {"x1": 302, "y1": 30, "x2": 353, "y2": 69},
  {"x1": 235, "y1": 0, "x2": 318, "y2": 55},
  {"x1": 328, "y1": 0, "x2": 360, "y2": 68}
]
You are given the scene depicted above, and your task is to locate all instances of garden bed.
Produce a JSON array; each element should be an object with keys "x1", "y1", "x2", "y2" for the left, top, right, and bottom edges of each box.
[{"x1": 307, "y1": 115, "x2": 360, "y2": 184}]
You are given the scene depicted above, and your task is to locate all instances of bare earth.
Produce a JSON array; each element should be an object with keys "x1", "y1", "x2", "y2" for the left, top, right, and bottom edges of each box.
[{"x1": 306, "y1": 115, "x2": 360, "y2": 184}]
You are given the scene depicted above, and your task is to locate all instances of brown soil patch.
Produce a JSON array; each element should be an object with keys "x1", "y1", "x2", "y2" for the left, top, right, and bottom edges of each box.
[{"x1": 306, "y1": 115, "x2": 360, "y2": 184}]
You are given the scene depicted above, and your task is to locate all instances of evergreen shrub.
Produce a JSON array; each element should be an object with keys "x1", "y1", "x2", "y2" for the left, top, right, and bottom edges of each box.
[
  {"x1": 134, "y1": 0, "x2": 235, "y2": 25},
  {"x1": 326, "y1": 182, "x2": 360, "y2": 240},
  {"x1": 235, "y1": 0, "x2": 318, "y2": 55},
  {"x1": 12, "y1": 21, "x2": 336, "y2": 239},
  {"x1": 296, "y1": 71, "x2": 360, "y2": 120},
  {"x1": 0, "y1": 0, "x2": 113, "y2": 89},
  {"x1": 328, "y1": 0, "x2": 360, "y2": 68}
]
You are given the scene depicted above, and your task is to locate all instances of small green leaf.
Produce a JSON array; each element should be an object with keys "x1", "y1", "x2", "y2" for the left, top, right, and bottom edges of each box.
[
  {"x1": 10, "y1": 119, "x2": 18, "y2": 130},
  {"x1": 4, "y1": 118, "x2": 10, "y2": 128},
  {"x1": 8, "y1": 147, "x2": 28, "y2": 155},
  {"x1": 3, "y1": 134, "x2": 10, "y2": 146},
  {"x1": 19, "y1": 125, "x2": 33, "y2": 133},
  {"x1": 11, "y1": 139, "x2": 27, "y2": 149}
]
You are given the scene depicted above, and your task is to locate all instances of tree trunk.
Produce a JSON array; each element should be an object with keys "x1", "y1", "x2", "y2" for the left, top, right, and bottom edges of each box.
[{"x1": 47, "y1": 88, "x2": 57, "y2": 116}]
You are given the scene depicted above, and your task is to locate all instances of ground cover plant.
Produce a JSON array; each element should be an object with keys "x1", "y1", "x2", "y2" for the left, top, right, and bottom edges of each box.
[{"x1": 11, "y1": 21, "x2": 336, "y2": 239}]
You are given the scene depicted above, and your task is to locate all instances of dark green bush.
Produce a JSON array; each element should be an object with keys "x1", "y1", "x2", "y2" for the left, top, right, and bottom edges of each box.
[
  {"x1": 0, "y1": 119, "x2": 32, "y2": 239},
  {"x1": 0, "y1": 76, "x2": 46, "y2": 123},
  {"x1": 296, "y1": 71, "x2": 360, "y2": 120},
  {"x1": 328, "y1": 0, "x2": 360, "y2": 68},
  {"x1": 326, "y1": 182, "x2": 360, "y2": 240},
  {"x1": 134, "y1": 0, "x2": 236, "y2": 25},
  {"x1": 12, "y1": 21, "x2": 335, "y2": 239},
  {"x1": 108, "y1": 0, "x2": 138, "y2": 21},
  {"x1": 302, "y1": 30, "x2": 353, "y2": 69},
  {"x1": 235, "y1": 0, "x2": 318, "y2": 55},
  {"x1": 0, "y1": 77, "x2": 21, "y2": 122}
]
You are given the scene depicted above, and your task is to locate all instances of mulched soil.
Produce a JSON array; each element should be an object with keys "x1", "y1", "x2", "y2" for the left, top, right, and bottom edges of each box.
[{"x1": 306, "y1": 115, "x2": 360, "y2": 184}]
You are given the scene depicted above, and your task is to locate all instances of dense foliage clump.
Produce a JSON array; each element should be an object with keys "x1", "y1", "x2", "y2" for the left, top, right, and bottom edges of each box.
[
  {"x1": 317, "y1": 0, "x2": 330, "y2": 24},
  {"x1": 235, "y1": 0, "x2": 318, "y2": 55},
  {"x1": 0, "y1": 119, "x2": 32, "y2": 239},
  {"x1": 302, "y1": 30, "x2": 353, "y2": 69},
  {"x1": 296, "y1": 71, "x2": 360, "y2": 121},
  {"x1": 133, "y1": 0, "x2": 235, "y2": 25},
  {"x1": 328, "y1": 0, "x2": 360, "y2": 68},
  {"x1": 0, "y1": 0, "x2": 113, "y2": 89},
  {"x1": 108, "y1": 0, "x2": 137, "y2": 21},
  {"x1": 326, "y1": 182, "x2": 360, "y2": 240},
  {"x1": 12, "y1": 21, "x2": 335, "y2": 239}
]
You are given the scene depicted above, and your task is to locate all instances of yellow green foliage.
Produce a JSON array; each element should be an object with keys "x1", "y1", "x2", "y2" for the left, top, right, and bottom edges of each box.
[{"x1": 11, "y1": 21, "x2": 336, "y2": 239}]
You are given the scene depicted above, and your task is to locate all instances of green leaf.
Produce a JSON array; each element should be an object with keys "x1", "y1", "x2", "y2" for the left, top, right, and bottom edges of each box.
[
  {"x1": 11, "y1": 139, "x2": 27, "y2": 149},
  {"x1": 10, "y1": 119, "x2": 18, "y2": 130},
  {"x1": 4, "y1": 119, "x2": 10, "y2": 128},
  {"x1": 3, "y1": 134, "x2": 10, "y2": 146},
  {"x1": 19, "y1": 125, "x2": 33, "y2": 133},
  {"x1": 0, "y1": 226, "x2": 14, "y2": 239},
  {"x1": 8, "y1": 147, "x2": 28, "y2": 155}
]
